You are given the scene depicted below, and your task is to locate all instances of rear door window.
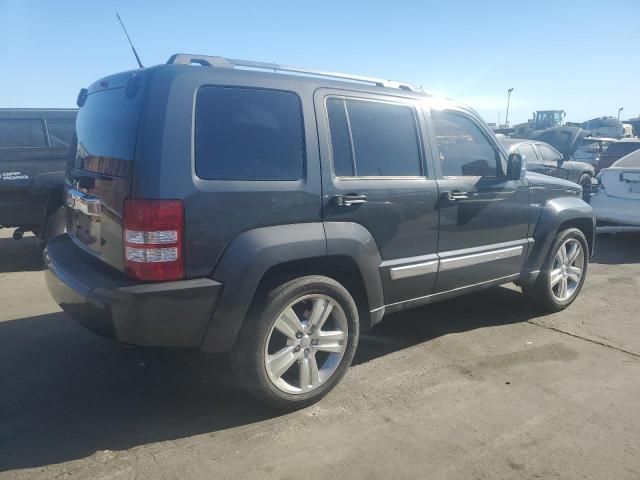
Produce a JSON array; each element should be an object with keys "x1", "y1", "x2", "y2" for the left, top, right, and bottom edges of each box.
[
  {"x1": 0, "y1": 119, "x2": 47, "y2": 148},
  {"x1": 195, "y1": 87, "x2": 305, "y2": 181},
  {"x1": 326, "y1": 97, "x2": 422, "y2": 177},
  {"x1": 537, "y1": 144, "x2": 562, "y2": 163}
]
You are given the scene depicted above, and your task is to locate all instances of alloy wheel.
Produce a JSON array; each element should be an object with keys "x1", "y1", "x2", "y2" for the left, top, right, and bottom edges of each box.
[
  {"x1": 549, "y1": 238, "x2": 585, "y2": 302},
  {"x1": 264, "y1": 294, "x2": 348, "y2": 394}
]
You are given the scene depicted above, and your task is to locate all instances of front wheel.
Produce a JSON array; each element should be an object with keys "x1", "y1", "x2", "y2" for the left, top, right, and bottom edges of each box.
[
  {"x1": 523, "y1": 228, "x2": 588, "y2": 312},
  {"x1": 231, "y1": 275, "x2": 359, "y2": 410}
]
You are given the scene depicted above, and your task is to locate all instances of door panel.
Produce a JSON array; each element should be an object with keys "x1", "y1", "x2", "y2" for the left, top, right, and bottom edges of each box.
[
  {"x1": 429, "y1": 108, "x2": 530, "y2": 293},
  {"x1": 315, "y1": 89, "x2": 439, "y2": 306},
  {"x1": 535, "y1": 143, "x2": 567, "y2": 179}
]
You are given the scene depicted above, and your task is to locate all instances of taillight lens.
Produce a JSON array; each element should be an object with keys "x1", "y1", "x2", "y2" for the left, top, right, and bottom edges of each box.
[{"x1": 123, "y1": 199, "x2": 184, "y2": 281}]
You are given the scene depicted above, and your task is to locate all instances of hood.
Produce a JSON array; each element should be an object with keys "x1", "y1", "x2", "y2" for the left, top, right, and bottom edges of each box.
[
  {"x1": 526, "y1": 171, "x2": 583, "y2": 193},
  {"x1": 530, "y1": 127, "x2": 587, "y2": 158}
]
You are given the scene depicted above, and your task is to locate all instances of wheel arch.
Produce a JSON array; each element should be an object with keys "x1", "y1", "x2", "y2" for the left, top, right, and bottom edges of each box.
[
  {"x1": 521, "y1": 196, "x2": 594, "y2": 285},
  {"x1": 200, "y1": 222, "x2": 384, "y2": 353}
]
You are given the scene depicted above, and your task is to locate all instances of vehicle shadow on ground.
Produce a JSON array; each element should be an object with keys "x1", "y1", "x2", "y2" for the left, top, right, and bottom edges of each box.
[
  {"x1": 591, "y1": 232, "x2": 640, "y2": 265},
  {"x1": 0, "y1": 236, "x2": 42, "y2": 273},
  {"x1": 0, "y1": 286, "x2": 538, "y2": 473}
]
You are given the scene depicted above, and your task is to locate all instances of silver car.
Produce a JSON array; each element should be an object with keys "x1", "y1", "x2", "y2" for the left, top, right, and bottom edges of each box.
[{"x1": 591, "y1": 149, "x2": 640, "y2": 232}]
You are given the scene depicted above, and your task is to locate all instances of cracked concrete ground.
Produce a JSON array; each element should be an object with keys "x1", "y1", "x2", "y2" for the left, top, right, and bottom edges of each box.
[{"x1": 0, "y1": 229, "x2": 638, "y2": 479}]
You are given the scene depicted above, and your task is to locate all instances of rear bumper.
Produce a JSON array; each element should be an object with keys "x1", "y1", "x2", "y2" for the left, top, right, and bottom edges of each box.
[
  {"x1": 591, "y1": 192, "x2": 640, "y2": 227},
  {"x1": 45, "y1": 234, "x2": 222, "y2": 347}
]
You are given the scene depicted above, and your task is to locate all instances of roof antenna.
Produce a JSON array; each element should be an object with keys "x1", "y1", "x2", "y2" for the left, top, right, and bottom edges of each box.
[{"x1": 116, "y1": 13, "x2": 144, "y2": 68}]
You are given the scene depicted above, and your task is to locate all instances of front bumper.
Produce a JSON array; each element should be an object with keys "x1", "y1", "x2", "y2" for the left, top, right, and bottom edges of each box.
[{"x1": 45, "y1": 234, "x2": 222, "y2": 347}]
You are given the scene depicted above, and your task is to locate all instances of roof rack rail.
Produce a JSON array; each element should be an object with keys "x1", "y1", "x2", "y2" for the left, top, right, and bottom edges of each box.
[{"x1": 167, "y1": 53, "x2": 419, "y2": 92}]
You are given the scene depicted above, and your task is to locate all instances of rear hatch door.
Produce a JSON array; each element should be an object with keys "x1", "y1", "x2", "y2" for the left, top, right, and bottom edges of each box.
[
  {"x1": 599, "y1": 168, "x2": 640, "y2": 200},
  {"x1": 66, "y1": 71, "x2": 146, "y2": 272}
]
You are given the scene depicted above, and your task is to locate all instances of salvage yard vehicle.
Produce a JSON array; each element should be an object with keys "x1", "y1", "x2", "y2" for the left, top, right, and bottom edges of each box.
[
  {"x1": 45, "y1": 54, "x2": 595, "y2": 409},
  {"x1": 573, "y1": 136, "x2": 618, "y2": 168},
  {"x1": 500, "y1": 138, "x2": 595, "y2": 199},
  {"x1": 597, "y1": 139, "x2": 640, "y2": 171},
  {"x1": 0, "y1": 108, "x2": 77, "y2": 246},
  {"x1": 591, "y1": 149, "x2": 640, "y2": 232}
]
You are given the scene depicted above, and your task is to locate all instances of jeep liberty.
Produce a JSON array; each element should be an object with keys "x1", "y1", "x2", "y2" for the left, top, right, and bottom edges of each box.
[{"x1": 45, "y1": 54, "x2": 594, "y2": 409}]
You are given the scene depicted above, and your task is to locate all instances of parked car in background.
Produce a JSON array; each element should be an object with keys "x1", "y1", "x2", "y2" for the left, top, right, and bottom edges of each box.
[
  {"x1": 591, "y1": 149, "x2": 640, "y2": 232},
  {"x1": 0, "y1": 108, "x2": 77, "y2": 247},
  {"x1": 45, "y1": 54, "x2": 594, "y2": 409},
  {"x1": 597, "y1": 139, "x2": 640, "y2": 171},
  {"x1": 501, "y1": 138, "x2": 595, "y2": 198},
  {"x1": 572, "y1": 136, "x2": 618, "y2": 168},
  {"x1": 582, "y1": 116, "x2": 625, "y2": 138}
]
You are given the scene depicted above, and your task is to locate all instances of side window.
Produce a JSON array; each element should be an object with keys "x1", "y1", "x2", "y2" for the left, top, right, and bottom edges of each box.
[
  {"x1": 517, "y1": 144, "x2": 538, "y2": 163},
  {"x1": 195, "y1": 87, "x2": 305, "y2": 181},
  {"x1": 46, "y1": 118, "x2": 76, "y2": 148},
  {"x1": 537, "y1": 144, "x2": 562, "y2": 163},
  {"x1": 326, "y1": 97, "x2": 422, "y2": 177},
  {"x1": 431, "y1": 110, "x2": 501, "y2": 177},
  {"x1": 0, "y1": 119, "x2": 47, "y2": 148}
]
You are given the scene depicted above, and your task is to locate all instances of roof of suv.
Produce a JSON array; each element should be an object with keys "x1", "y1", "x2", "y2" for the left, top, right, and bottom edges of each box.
[{"x1": 86, "y1": 53, "x2": 438, "y2": 104}]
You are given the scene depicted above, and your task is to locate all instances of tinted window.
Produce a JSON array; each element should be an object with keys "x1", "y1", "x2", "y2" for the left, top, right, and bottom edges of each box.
[
  {"x1": 537, "y1": 144, "x2": 562, "y2": 162},
  {"x1": 0, "y1": 119, "x2": 47, "y2": 148},
  {"x1": 517, "y1": 144, "x2": 538, "y2": 163},
  {"x1": 431, "y1": 111, "x2": 499, "y2": 177},
  {"x1": 327, "y1": 97, "x2": 422, "y2": 177},
  {"x1": 326, "y1": 98, "x2": 354, "y2": 177},
  {"x1": 46, "y1": 118, "x2": 75, "y2": 148},
  {"x1": 605, "y1": 142, "x2": 640, "y2": 156},
  {"x1": 195, "y1": 87, "x2": 304, "y2": 181},
  {"x1": 75, "y1": 87, "x2": 145, "y2": 174}
]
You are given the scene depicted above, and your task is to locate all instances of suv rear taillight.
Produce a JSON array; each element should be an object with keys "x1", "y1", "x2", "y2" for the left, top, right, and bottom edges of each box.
[{"x1": 123, "y1": 199, "x2": 184, "y2": 281}]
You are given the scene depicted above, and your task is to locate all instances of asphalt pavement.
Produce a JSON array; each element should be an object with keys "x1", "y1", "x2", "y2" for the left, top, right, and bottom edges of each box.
[{"x1": 0, "y1": 228, "x2": 638, "y2": 479}]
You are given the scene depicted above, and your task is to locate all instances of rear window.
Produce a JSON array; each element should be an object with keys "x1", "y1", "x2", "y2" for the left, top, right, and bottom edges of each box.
[
  {"x1": 0, "y1": 119, "x2": 47, "y2": 148},
  {"x1": 195, "y1": 87, "x2": 305, "y2": 181},
  {"x1": 75, "y1": 87, "x2": 144, "y2": 174},
  {"x1": 613, "y1": 150, "x2": 640, "y2": 168}
]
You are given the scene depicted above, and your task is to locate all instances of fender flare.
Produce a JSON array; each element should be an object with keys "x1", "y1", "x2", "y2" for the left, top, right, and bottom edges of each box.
[
  {"x1": 521, "y1": 196, "x2": 594, "y2": 283},
  {"x1": 199, "y1": 222, "x2": 384, "y2": 353}
]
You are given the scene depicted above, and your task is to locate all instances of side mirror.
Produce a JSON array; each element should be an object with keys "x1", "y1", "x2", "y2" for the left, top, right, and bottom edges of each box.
[{"x1": 506, "y1": 153, "x2": 526, "y2": 180}]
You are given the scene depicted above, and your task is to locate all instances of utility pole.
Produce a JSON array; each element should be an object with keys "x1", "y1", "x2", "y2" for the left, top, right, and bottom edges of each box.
[
  {"x1": 505, "y1": 88, "x2": 514, "y2": 128},
  {"x1": 618, "y1": 107, "x2": 624, "y2": 120},
  {"x1": 498, "y1": 111, "x2": 501, "y2": 128}
]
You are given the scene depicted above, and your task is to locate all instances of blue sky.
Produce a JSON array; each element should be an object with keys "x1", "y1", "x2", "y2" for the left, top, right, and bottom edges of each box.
[{"x1": 1, "y1": 0, "x2": 638, "y2": 125}]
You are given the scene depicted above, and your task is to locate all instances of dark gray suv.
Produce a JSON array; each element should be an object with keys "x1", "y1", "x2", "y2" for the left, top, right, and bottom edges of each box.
[{"x1": 45, "y1": 54, "x2": 594, "y2": 409}]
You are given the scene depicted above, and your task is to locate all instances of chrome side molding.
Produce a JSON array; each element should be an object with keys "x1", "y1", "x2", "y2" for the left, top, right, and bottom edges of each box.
[
  {"x1": 383, "y1": 238, "x2": 532, "y2": 281},
  {"x1": 390, "y1": 260, "x2": 438, "y2": 280},
  {"x1": 439, "y1": 245, "x2": 523, "y2": 272}
]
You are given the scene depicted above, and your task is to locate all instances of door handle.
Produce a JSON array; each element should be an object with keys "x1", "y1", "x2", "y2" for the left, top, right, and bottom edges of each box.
[
  {"x1": 333, "y1": 194, "x2": 368, "y2": 207},
  {"x1": 447, "y1": 190, "x2": 469, "y2": 201}
]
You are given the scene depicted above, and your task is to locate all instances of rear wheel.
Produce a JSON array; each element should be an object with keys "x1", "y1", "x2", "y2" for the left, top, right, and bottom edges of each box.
[
  {"x1": 523, "y1": 228, "x2": 588, "y2": 312},
  {"x1": 231, "y1": 275, "x2": 359, "y2": 410}
]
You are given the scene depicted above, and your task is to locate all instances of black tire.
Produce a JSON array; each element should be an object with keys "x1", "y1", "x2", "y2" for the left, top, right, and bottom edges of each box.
[
  {"x1": 522, "y1": 228, "x2": 589, "y2": 313},
  {"x1": 37, "y1": 207, "x2": 66, "y2": 254},
  {"x1": 578, "y1": 173, "x2": 592, "y2": 202},
  {"x1": 231, "y1": 275, "x2": 359, "y2": 410}
]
